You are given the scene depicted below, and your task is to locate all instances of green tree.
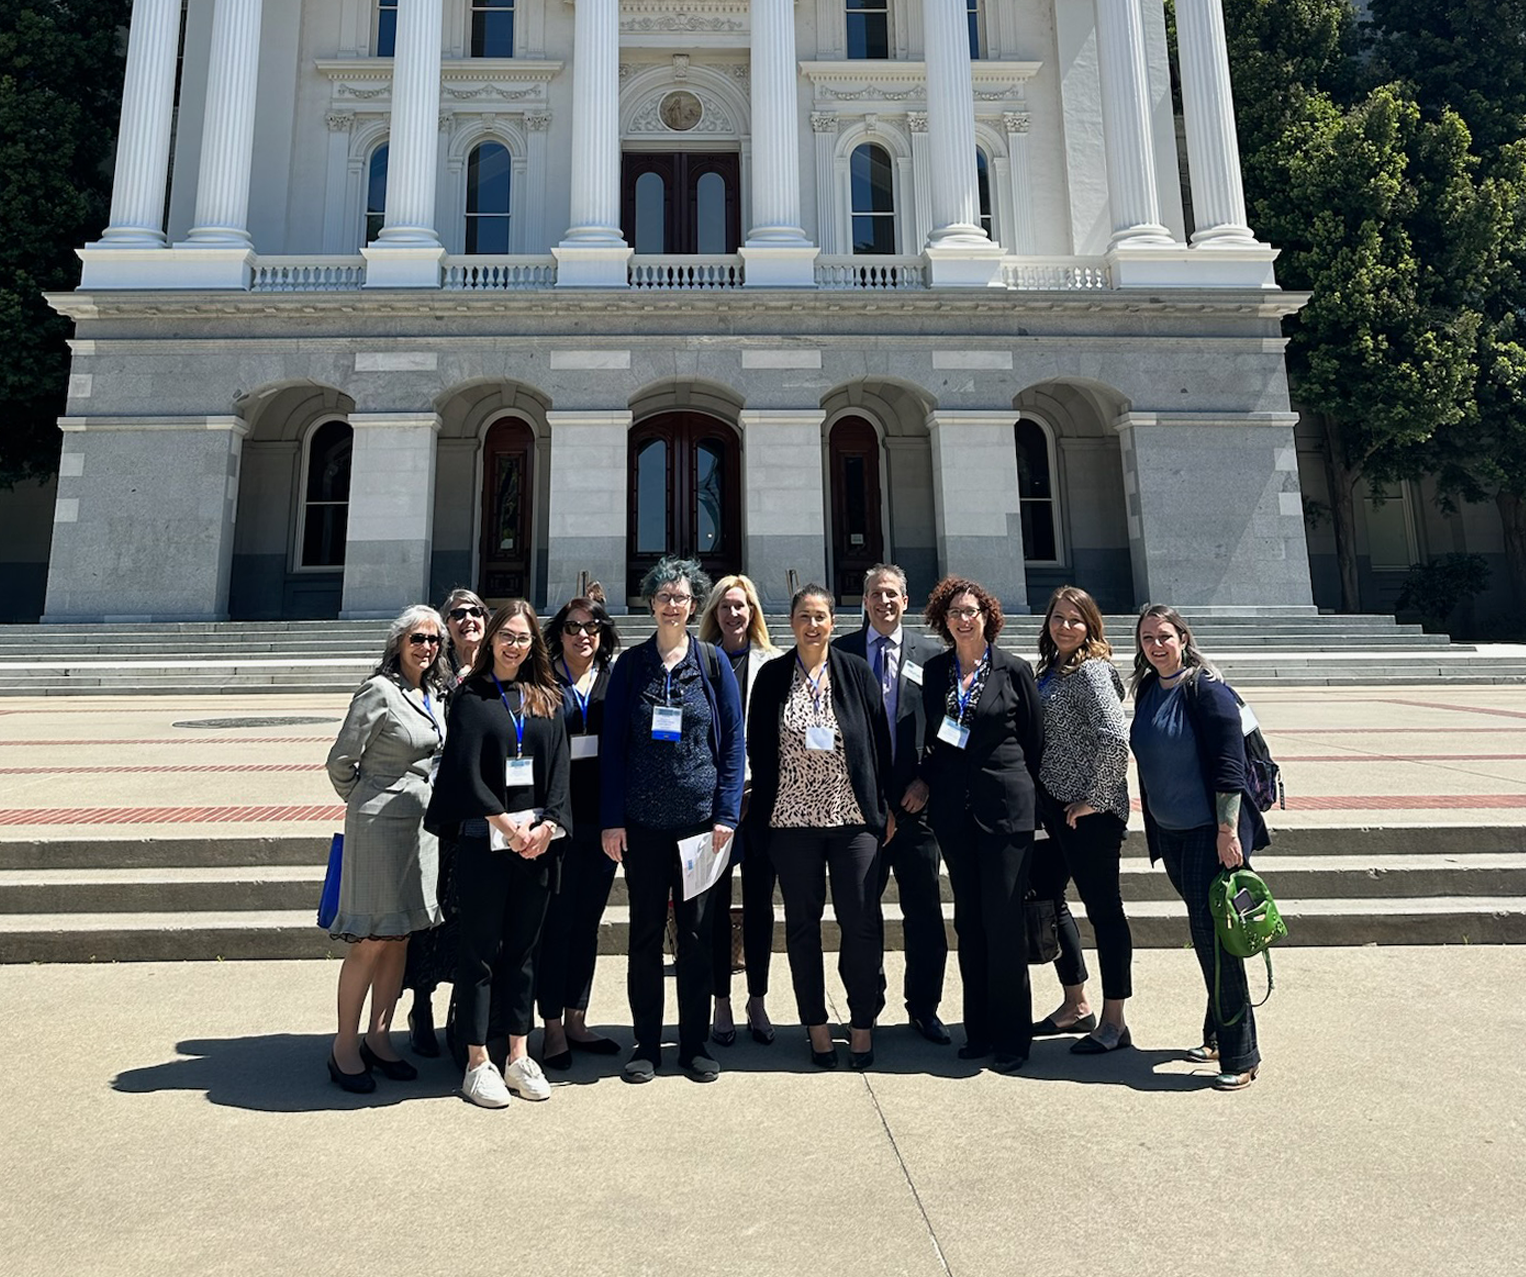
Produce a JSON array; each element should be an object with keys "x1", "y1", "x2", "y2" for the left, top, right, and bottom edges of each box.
[{"x1": 0, "y1": 2, "x2": 129, "y2": 486}]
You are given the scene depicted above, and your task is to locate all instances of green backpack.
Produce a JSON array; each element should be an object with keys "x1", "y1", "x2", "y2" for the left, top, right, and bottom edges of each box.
[{"x1": 1208, "y1": 867, "x2": 1288, "y2": 1026}]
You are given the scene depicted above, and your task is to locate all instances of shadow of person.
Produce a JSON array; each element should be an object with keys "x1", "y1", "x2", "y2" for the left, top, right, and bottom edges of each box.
[
  {"x1": 112, "y1": 1034, "x2": 462, "y2": 1112},
  {"x1": 1016, "y1": 1040, "x2": 1220, "y2": 1092}
]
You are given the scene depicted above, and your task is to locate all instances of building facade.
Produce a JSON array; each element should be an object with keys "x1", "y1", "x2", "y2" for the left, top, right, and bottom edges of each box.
[{"x1": 43, "y1": 0, "x2": 1316, "y2": 618}]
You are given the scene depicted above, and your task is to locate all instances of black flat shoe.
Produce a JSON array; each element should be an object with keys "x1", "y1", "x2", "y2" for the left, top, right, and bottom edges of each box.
[
  {"x1": 359, "y1": 1040, "x2": 418, "y2": 1081},
  {"x1": 541, "y1": 1048, "x2": 573, "y2": 1071},
  {"x1": 710, "y1": 1026, "x2": 738, "y2": 1048},
  {"x1": 1071, "y1": 1025, "x2": 1133, "y2": 1055},
  {"x1": 328, "y1": 1053, "x2": 376, "y2": 1094},
  {"x1": 567, "y1": 1034, "x2": 621, "y2": 1056},
  {"x1": 957, "y1": 1041, "x2": 992, "y2": 1060},
  {"x1": 850, "y1": 1049, "x2": 875, "y2": 1071},
  {"x1": 1032, "y1": 1013, "x2": 1097, "y2": 1036},
  {"x1": 407, "y1": 1008, "x2": 440, "y2": 1058},
  {"x1": 681, "y1": 1053, "x2": 720, "y2": 1083},
  {"x1": 909, "y1": 1013, "x2": 952, "y2": 1045},
  {"x1": 811, "y1": 1047, "x2": 839, "y2": 1069},
  {"x1": 992, "y1": 1053, "x2": 1028, "y2": 1073}
]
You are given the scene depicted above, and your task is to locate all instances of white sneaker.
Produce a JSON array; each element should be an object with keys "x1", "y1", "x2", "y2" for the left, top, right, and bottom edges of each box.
[
  {"x1": 461, "y1": 1060, "x2": 512, "y2": 1109},
  {"x1": 503, "y1": 1055, "x2": 552, "y2": 1101}
]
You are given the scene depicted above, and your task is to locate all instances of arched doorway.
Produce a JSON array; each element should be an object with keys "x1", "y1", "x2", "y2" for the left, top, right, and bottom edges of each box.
[
  {"x1": 828, "y1": 416, "x2": 885, "y2": 602},
  {"x1": 478, "y1": 417, "x2": 535, "y2": 604},
  {"x1": 627, "y1": 412, "x2": 741, "y2": 599}
]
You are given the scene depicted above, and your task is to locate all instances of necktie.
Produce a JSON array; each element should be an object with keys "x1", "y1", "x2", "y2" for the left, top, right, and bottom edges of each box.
[{"x1": 876, "y1": 634, "x2": 895, "y2": 700}]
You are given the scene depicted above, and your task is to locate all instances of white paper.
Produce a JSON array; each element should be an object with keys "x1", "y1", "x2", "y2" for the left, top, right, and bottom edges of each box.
[
  {"x1": 571, "y1": 735, "x2": 599, "y2": 760},
  {"x1": 677, "y1": 830, "x2": 731, "y2": 901},
  {"x1": 488, "y1": 809, "x2": 568, "y2": 852},
  {"x1": 1238, "y1": 702, "x2": 1260, "y2": 736}
]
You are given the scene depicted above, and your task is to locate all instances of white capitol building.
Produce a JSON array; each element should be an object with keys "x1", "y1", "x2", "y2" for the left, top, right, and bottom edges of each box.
[{"x1": 40, "y1": 0, "x2": 1317, "y2": 620}]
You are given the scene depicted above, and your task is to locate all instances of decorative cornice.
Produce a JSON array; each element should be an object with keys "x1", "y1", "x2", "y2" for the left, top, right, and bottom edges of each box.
[
  {"x1": 618, "y1": 0, "x2": 749, "y2": 34},
  {"x1": 1003, "y1": 111, "x2": 1030, "y2": 134},
  {"x1": 799, "y1": 60, "x2": 1042, "y2": 111}
]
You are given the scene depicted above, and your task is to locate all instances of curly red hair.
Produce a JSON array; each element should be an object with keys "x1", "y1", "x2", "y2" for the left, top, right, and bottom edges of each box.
[{"x1": 923, "y1": 576, "x2": 1005, "y2": 644}]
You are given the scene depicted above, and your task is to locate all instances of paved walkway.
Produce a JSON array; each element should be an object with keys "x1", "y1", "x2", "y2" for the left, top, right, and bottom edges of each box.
[
  {"x1": 1, "y1": 685, "x2": 1523, "y2": 838},
  {"x1": 3, "y1": 948, "x2": 1523, "y2": 1276}
]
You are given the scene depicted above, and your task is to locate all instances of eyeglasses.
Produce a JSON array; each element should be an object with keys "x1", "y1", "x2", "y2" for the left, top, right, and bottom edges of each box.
[
  {"x1": 947, "y1": 607, "x2": 983, "y2": 622},
  {"x1": 654, "y1": 593, "x2": 693, "y2": 607},
  {"x1": 562, "y1": 621, "x2": 600, "y2": 636},
  {"x1": 448, "y1": 605, "x2": 485, "y2": 621},
  {"x1": 495, "y1": 632, "x2": 534, "y2": 648},
  {"x1": 407, "y1": 633, "x2": 441, "y2": 647}
]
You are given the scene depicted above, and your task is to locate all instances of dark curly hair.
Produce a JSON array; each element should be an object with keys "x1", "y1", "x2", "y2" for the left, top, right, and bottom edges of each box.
[
  {"x1": 543, "y1": 596, "x2": 622, "y2": 672},
  {"x1": 923, "y1": 576, "x2": 1005, "y2": 645}
]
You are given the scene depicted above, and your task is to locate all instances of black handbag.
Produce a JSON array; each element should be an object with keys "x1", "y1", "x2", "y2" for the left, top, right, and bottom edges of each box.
[{"x1": 1025, "y1": 892, "x2": 1060, "y2": 965}]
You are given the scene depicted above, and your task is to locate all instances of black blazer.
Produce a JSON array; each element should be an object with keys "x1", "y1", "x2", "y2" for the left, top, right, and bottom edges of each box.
[
  {"x1": 918, "y1": 644, "x2": 1044, "y2": 836},
  {"x1": 835, "y1": 624, "x2": 945, "y2": 800},
  {"x1": 744, "y1": 646, "x2": 895, "y2": 838}
]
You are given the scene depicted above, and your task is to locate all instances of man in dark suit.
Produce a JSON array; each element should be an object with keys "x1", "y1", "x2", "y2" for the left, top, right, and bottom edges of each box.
[{"x1": 835, "y1": 563, "x2": 951, "y2": 1044}]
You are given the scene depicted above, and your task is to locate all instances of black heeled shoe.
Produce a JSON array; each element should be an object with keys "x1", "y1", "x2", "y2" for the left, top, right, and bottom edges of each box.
[
  {"x1": 407, "y1": 1006, "x2": 440, "y2": 1058},
  {"x1": 711, "y1": 1025, "x2": 738, "y2": 1048},
  {"x1": 811, "y1": 1046, "x2": 840, "y2": 1069},
  {"x1": 850, "y1": 1048, "x2": 875, "y2": 1071},
  {"x1": 359, "y1": 1040, "x2": 418, "y2": 1082},
  {"x1": 328, "y1": 1053, "x2": 376, "y2": 1094}
]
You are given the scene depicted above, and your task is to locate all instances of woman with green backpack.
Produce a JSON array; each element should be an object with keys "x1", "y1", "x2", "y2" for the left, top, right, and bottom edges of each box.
[{"x1": 1129, "y1": 605, "x2": 1270, "y2": 1091}]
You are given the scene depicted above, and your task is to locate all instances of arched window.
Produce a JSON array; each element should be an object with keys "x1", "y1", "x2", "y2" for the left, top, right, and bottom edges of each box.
[
  {"x1": 471, "y1": 0, "x2": 515, "y2": 57},
  {"x1": 364, "y1": 144, "x2": 388, "y2": 245},
  {"x1": 300, "y1": 420, "x2": 353, "y2": 569},
  {"x1": 1015, "y1": 419, "x2": 1058, "y2": 562},
  {"x1": 850, "y1": 143, "x2": 895, "y2": 255},
  {"x1": 976, "y1": 150, "x2": 993, "y2": 241},
  {"x1": 846, "y1": 0, "x2": 889, "y2": 59},
  {"x1": 465, "y1": 141, "x2": 512, "y2": 253},
  {"x1": 375, "y1": 0, "x2": 397, "y2": 56}
]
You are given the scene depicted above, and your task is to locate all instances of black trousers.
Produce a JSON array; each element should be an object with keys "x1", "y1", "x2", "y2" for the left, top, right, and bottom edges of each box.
[
  {"x1": 769, "y1": 825, "x2": 886, "y2": 1031},
  {"x1": 1030, "y1": 810, "x2": 1133, "y2": 1000},
  {"x1": 937, "y1": 816, "x2": 1035, "y2": 1059},
  {"x1": 877, "y1": 809, "x2": 948, "y2": 1019},
  {"x1": 1157, "y1": 823, "x2": 1260, "y2": 1073},
  {"x1": 624, "y1": 822, "x2": 722, "y2": 1061},
  {"x1": 534, "y1": 829, "x2": 618, "y2": 1020},
  {"x1": 454, "y1": 827, "x2": 553, "y2": 1045},
  {"x1": 709, "y1": 828, "x2": 776, "y2": 999}
]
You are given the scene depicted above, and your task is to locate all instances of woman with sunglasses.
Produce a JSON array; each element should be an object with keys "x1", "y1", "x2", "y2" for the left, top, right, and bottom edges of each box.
[
  {"x1": 533, "y1": 593, "x2": 623, "y2": 1069},
  {"x1": 402, "y1": 586, "x2": 491, "y2": 1058},
  {"x1": 426, "y1": 601, "x2": 572, "y2": 1109},
  {"x1": 323, "y1": 605, "x2": 451, "y2": 1093}
]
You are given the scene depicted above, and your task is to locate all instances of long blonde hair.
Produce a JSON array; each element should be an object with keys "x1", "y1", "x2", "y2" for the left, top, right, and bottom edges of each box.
[{"x1": 698, "y1": 574, "x2": 777, "y2": 652}]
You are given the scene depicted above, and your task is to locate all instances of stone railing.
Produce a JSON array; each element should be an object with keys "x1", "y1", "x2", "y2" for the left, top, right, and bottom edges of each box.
[
  {"x1": 814, "y1": 255, "x2": 929, "y2": 290},
  {"x1": 443, "y1": 255, "x2": 558, "y2": 290},
  {"x1": 627, "y1": 255, "x2": 744, "y2": 289},
  {"x1": 250, "y1": 256, "x2": 366, "y2": 292},
  {"x1": 1001, "y1": 257, "x2": 1113, "y2": 290}
]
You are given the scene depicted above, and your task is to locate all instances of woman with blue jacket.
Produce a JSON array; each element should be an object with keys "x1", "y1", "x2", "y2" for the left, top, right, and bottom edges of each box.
[{"x1": 600, "y1": 557, "x2": 745, "y2": 1085}]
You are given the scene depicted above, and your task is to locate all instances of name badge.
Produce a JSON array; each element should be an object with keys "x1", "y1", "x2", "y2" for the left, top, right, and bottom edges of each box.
[
  {"x1": 651, "y1": 705, "x2": 683, "y2": 741},
  {"x1": 505, "y1": 756, "x2": 535, "y2": 787},
  {"x1": 805, "y1": 725, "x2": 835, "y2": 752},
  {"x1": 571, "y1": 735, "x2": 599, "y2": 760},
  {"x1": 903, "y1": 661, "x2": 923, "y2": 686},
  {"x1": 937, "y1": 715, "x2": 970, "y2": 749}
]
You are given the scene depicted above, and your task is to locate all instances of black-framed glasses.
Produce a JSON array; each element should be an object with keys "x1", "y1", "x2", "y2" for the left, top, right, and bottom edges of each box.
[
  {"x1": 407, "y1": 632, "x2": 442, "y2": 646},
  {"x1": 496, "y1": 632, "x2": 534, "y2": 648},
  {"x1": 654, "y1": 592, "x2": 693, "y2": 607},
  {"x1": 562, "y1": 621, "x2": 600, "y2": 636},
  {"x1": 448, "y1": 605, "x2": 486, "y2": 621},
  {"x1": 947, "y1": 606, "x2": 983, "y2": 622}
]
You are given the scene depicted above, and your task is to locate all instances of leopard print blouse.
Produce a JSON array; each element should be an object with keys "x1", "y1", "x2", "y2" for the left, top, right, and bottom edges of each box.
[{"x1": 769, "y1": 664, "x2": 866, "y2": 829}]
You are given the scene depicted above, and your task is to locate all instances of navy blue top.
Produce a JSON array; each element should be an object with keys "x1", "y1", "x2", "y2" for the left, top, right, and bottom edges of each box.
[{"x1": 1131, "y1": 679, "x2": 1214, "y2": 830}]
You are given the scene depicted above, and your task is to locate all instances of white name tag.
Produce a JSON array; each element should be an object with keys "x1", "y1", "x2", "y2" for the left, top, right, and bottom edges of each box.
[
  {"x1": 805, "y1": 725, "x2": 835, "y2": 752},
  {"x1": 903, "y1": 661, "x2": 923, "y2": 686},
  {"x1": 1238, "y1": 702, "x2": 1260, "y2": 735},
  {"x1": 651, "y1": 705, "x2": 683, "y2": 741},
  {"x1": 571, "y1": 735, "x2": 599, "y2": 760},
  {"x1": 937, "y1": 715, "x2": 970, "y2": 749},
  {"x1": 505, "y1": 756, "x2": 535, "y2": 787}
]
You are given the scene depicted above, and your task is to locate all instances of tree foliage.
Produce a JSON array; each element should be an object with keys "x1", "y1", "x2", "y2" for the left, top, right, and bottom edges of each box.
[{"x1": 0, "y1": 2, "x2": 129, "y2": 486}]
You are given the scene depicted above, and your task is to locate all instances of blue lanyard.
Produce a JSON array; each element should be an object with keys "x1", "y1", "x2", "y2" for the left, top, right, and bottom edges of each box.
[
  {"x1": 796, "y1": 653, "x2": 829, "y2": 719},
  {"x1": 952, "y1": 646, "x2": 989, "y2": 722},
  {"x1": 491, "y1": 674, "x2": 526, "y2": 758},
  {"x1": 420, "y1": 690, "x2": 442, "y2": 741},
  {"x1": 558, "y1": 659, "x2": 592, "y2": 726}
]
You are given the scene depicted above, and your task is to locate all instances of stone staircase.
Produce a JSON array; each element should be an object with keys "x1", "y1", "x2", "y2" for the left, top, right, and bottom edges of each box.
[
  {"x1": 3, "y1": 825, "x2": 1522, "y2": 963},
  {"x1": 2, "y1": 614, "x2": 1524, "y2": 694}
]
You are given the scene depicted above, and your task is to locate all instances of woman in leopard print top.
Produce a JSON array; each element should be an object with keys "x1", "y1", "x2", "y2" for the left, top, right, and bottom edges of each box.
[{"x1": 1030, "y1": 586, "x2": 1135, "y2": 1056}]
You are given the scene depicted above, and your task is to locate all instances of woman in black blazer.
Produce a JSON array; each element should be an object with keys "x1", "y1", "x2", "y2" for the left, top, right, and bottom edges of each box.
[
  {"x1": 745, "y1": 585, "x2": 894, "y2": 1069},
  {"x1": 902, "y1": 576, "x2": 1044, "y2": 1071}
]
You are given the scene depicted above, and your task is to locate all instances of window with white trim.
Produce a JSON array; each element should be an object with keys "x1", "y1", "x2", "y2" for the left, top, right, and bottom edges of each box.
[
  {"x1": 1364, "y1": 481, "x2": 1419, "y2": 570},
  {"x1": 967, "y1": 0, "x2": 981, "y2": 57},
  {"x1": 465, "y1": 142, "x2": 512, "y2": 253},
  {"x1": 375, "y1": 0, "x2": 397, "y2": 56},
  {"x1": 976, "y1": 150, "x2": 993, "y2": 240},
  {"x1": 850, "y1": 143, "x2": 896, "y2": 255},
  {"x1": 1015, "y1": 419, "x2": 1059, "y2": 562},
  {"x1": 300, "y1": 420, "x2": 353, "y2": 569},
  {"x1": 846, "y1": 0, "x2": 889, "y2": 59},
  {"x1": 364, "y1": 144, "x2": 388, "y2": 245},
  {"x1": 470, "y1": 0, "x2": 515, "y2": 57}
]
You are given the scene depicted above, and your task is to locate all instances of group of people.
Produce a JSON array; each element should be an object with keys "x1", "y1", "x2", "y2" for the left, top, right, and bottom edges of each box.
[{"x1": 323, "y1": 559, "x2": 1270, "y2": 1109}]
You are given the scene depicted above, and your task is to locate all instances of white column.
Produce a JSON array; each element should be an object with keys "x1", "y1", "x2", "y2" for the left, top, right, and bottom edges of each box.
[
  {"x1": 1003, "y1": 111, "x2": 1037, "y2": 254},
  {"x1": 362, "y1": 0, "x2": 446, "y2": 287},
  {"x1": 78, "y1": 0, "x2": 181, "y2": 285},
  {"x1": 908, "y1": 114, "x2": 933, "y2": 254},
  {"x1": 811, "y1": 113, "x2": 839, "y2": 256},
  {"x1": 544, "y1": 411, "x2": 631, "y2": 606},
  {"x1": 1095, "y1": 0, "x2": 1172, "y2": 248},
  {"x1": 186, "y1": 0, "x2": 263, "y2": 245},
  {"x1": 740, "y1": 411, "x2": 828, "y2": 609},
  {"x1": 742, "y1": 0, "x2": 816, "y2": 285},
  {"x1": 525, "y1": 112, "x2": 552, "y2": 253},
  {"x1": 1175, "y1": 0, "x2": 1257, "y2": 247},
  {"x1": 340, "y1": 414, "x2": 441, "y2": 617},
  {"x1": 554, "y1": 0, "x2": 631, "y2": 286},
  {"x1": 921, "y1": 0, "x2": 1003, "y2": 285},
  {"x1": 926, "y1": 411, "x2": 1029, "y2": 612}
]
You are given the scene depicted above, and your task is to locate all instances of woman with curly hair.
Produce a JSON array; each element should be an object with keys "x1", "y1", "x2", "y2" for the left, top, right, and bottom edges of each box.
[{"x1": 902, "y1": 577, "x2": 1043, "y2": 1072}]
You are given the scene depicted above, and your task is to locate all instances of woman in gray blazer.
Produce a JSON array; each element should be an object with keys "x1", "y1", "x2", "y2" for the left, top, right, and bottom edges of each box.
[{"x1": 324, "y1": 605, "x2": 451, "y2": 1093}]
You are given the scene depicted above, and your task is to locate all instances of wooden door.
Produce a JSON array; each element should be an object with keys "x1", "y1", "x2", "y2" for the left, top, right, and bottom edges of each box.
[
  {"x1": 627, "y1": 412, "x2": 741, "y2": 599},
  {"x1": 621, "y1": 152, "x2": 741, "y2": 254},
  {"x1": 479, "y1": 417, "x2": 534, "y2": 604},
  {"x1": 829, "y1": 416, "x2": 885, "y2": 603}
]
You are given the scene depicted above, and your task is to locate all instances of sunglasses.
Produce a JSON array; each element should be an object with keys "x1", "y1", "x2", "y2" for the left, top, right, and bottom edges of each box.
[
  {"x1": 495, "y1": 632, "x2": 535, "y2": 648},
  {"x1": 448, "y1": 605, "x2": 486, "y2": 621},
  {"x1": 562, "y1": 621, "x2": 600, "y2": 636},
  {"x1": 407, "y1": 633, "x2": 441, "y2": 646}
]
